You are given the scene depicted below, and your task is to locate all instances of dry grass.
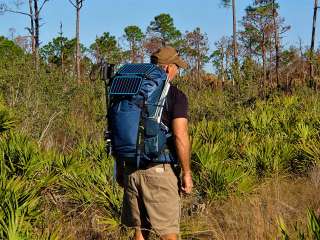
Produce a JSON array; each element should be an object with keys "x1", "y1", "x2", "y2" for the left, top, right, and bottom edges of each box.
[
  {"x1": 181, "y1": 169, "x2": 320, "y2": 240},
  {"x1": 39, "y1": 170, "x2": 319, "y2": 239}
]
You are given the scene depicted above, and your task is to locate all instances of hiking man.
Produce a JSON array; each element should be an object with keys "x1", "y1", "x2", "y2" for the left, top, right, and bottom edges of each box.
[{"x1": 115, "y1": 46, "x2": 193, "y2": 240}]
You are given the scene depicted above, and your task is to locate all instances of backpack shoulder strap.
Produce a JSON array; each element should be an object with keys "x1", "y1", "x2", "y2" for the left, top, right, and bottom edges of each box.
[{"x1": 155, "y1": 78, "x2": 171, "y2": 123}]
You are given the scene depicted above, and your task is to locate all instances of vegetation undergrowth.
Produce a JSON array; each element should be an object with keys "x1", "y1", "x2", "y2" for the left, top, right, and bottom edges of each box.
[
  {"x1": 1, "y1": 83, "x2": 320, "y2": 238},
  {"x1": 1, "y1": 33, "x2": 320, "y2": 239}
]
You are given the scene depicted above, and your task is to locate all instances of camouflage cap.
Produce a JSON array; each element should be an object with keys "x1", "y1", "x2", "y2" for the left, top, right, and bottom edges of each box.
[{"x1": 151, "y1": 46, "x2": 188, "y2": 69}]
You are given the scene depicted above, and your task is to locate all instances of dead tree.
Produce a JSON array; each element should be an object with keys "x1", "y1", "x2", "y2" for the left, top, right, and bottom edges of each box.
[
  {"x1": 68, "y1": 0, "x2": 84, "y2": 83},
  {"x1": 272, "y1": 0, "x2": 280, "y2": 88},
  {"x1": 232, "y1": 0, "x2": 239, "y2": 66},
  {"x1": 0, "y1": 0, "x2": 49, "y2": 70},
  {"x1": 310, "y1": 0, "x2": 319, "y2": 89},
  {"x1": 28, "y1": 0, "x2": 35, "y2": 55},
  {"x1": 221, "y1": 0, "x2": 240, "y2": 87}
]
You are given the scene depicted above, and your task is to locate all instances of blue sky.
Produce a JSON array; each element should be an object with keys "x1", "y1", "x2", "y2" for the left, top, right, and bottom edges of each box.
[{"x1": 0, "y1": 0, "x2": 316, "y2": 60}]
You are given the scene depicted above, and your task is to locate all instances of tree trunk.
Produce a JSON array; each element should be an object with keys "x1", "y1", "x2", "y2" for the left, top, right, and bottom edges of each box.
[
  {"x1": 232, "y1": 0, "x2": 240, "y2": 91},
  {"x1": 196, "y1": 36, "x2": 201, "y2": 84},
  {"x1": 76, "y1": 1, "x2": 81, "y2": 83},
  {"x1": 33, "y1": 0, "x2": 39, "y2": 70},
  {"x1": 28, "y1": 0, "x2": 36, "y2": 69},
  {"x1": 261, "y1": 36, "x2": 267, "y2": 97},
  {"x1": 268, "y1": 42, "x2": 273, "y2": 87},
  {"x1": 28, "y1": 0, "x2": 35, "y2": 55},
  {"x1": 131, "y1": 40, "x2": 137, "y2": 63},
  {"x1": 299, "y1": 38, "x2": 306, "y2": 84},
  {"x1": 140, "y1": 43, "x2": 145, "y2": 63},
  {"x1": 131, "y1": 41, "x2": 134, "y2": 63},
  {"x1": 226, "y1": 48, "x2": 230, "y2": 86},
  {"x1": 249, "y1": 37, "x2": 253, "y2": 59},
  {"x1": 272, "y1": 0, "x2": 280, "y2": 89},
  {"x1": 232, "y1": 0, "x2": 238, "y2": 65},
  {"x1": 221, "y1": 45, "x2": 225, "y2": 89},
  {"x1": 34, "y1": 0, "x2": 39, "y2": 49},
  {"x1": 59, "y1": 22, "x2": 64, "y2": 74},
  {"x1": 310, "y1": 0, "x2": 318, "y2": 89}
]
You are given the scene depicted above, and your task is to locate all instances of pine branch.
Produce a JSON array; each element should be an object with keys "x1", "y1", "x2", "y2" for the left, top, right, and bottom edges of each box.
[
  {"x1": 67, "y1": 0, "x2": 77, "y2": 8},
  {"x1": 0, "y1": 5, "x2": 31, "y2": 17},
  {"x1": 38, "y1": 0, "x2": 49, "y2": 13}
]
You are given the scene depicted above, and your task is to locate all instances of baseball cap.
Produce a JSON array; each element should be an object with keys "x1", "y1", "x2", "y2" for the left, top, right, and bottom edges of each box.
[{"x1": 151, "y1": 46, "x2": 188, "y2": 69}]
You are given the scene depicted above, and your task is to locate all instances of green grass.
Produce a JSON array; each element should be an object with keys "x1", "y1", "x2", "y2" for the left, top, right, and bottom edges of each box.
[
  {"x1": 1, "y1": 56, "x2": 320, "y2": 238},
  {"x1": 2, "y1": 88, "x2": 320, "y2": 238}
]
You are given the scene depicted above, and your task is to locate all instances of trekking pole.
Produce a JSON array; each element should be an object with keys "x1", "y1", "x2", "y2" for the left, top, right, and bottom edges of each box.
[
  {"x1": 100, "y1": 59, "x2": 115, "y2": 156},
  {"x1": 100, "y1": 59, "x2": 118, "y2": 191}
]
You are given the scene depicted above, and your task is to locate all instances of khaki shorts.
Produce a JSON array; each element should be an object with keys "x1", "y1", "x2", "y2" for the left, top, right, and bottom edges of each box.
[{"x1": 121, "y1": 163, "x2": 180, "y2": 236}]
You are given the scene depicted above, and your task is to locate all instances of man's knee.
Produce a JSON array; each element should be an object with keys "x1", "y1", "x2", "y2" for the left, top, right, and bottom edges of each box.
[
  {"x1": 134, "y1": 229, "x2": 144, "y2": 240},
  {"x1": 160, "y1": 233, "x2": 178, "y2": 240}
]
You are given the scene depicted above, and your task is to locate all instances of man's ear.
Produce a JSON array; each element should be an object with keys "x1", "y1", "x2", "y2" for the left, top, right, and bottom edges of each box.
[{"x1": 164, "y1": 65, "x2": 170, "y2": 74}]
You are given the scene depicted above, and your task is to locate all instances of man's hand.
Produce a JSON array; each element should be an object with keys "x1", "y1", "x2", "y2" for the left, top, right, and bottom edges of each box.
[{"x1": 181, "y1": 171, "x2": 193, "y2": 194}]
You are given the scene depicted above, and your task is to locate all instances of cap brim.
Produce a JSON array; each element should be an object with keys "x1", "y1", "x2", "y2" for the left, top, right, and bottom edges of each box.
[{"x1": 174, "y1": 57, "x2": 188, "y2": 69}]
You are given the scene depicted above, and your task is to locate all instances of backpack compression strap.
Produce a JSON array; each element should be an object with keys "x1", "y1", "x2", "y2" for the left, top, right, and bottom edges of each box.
[{"x1": 152, "y1": 77, "x2": 171, "y2": 123}]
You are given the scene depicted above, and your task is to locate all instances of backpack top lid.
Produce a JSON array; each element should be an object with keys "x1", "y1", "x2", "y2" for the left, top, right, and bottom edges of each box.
[
  {"x1": 109, "y1": 63, "x2": 167, "y2": 98},
  {"x1": 116, "y1": 63, "x2": 156, "y2": 76},
  {"x1": 109, "y1": 63, "x2": 157, "y2": 96}
]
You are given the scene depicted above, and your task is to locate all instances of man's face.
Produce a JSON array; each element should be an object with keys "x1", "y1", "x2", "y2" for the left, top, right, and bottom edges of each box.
[{"x1": 167, "y1": 64, "x2": 179, "y2": 81}]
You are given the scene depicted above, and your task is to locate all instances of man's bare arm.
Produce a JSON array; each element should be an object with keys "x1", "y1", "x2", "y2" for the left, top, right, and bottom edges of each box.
[{"x1": 172, "y1": 118, "x2": 193, "y2": 193}]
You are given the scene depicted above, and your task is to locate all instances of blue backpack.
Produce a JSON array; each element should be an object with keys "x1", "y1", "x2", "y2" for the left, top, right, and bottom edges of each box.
[{"x1": 107, "y1": 63, "x2": 175, "y2": 167}]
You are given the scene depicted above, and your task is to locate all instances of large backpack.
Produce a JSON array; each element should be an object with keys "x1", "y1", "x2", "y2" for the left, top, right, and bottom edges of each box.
[{"x1": 107, "y1": 63, "x2": 175, "y2": 167}]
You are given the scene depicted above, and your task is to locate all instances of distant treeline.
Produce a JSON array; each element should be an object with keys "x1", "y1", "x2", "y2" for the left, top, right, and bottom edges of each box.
[{"x1": 1, "y1": 0, "x2": 320, "y2": 95}]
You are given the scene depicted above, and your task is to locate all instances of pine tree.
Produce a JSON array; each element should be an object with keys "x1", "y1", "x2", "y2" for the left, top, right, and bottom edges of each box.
[{"x1": 123, "y1": 25, "x2": 144, "y2": 63}]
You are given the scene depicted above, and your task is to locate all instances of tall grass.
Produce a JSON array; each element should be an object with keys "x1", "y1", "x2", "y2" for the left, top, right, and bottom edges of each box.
[
  {"x1": 0, "y1": 102, "x2": 123, "y2": 239},
  {"x1": 278, "y1": 209, "x2": 320, "y2": 240},
  {"x1": 1, "y1": 59, "x2": 320, "y2": 238},
  {"x1": 190, "y1": 94, "x2": 320, "y2": 201}
]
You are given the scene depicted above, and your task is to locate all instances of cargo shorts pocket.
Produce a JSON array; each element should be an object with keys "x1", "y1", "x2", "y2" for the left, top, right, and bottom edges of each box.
[{"x1": 143, "y1": 167, "x2": 179, "y2": 204}]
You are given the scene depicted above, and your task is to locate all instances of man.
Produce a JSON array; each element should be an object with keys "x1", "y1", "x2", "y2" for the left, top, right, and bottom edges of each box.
[{"x1": 116, "y1": 46, "x2": 193, "y2": 240}]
